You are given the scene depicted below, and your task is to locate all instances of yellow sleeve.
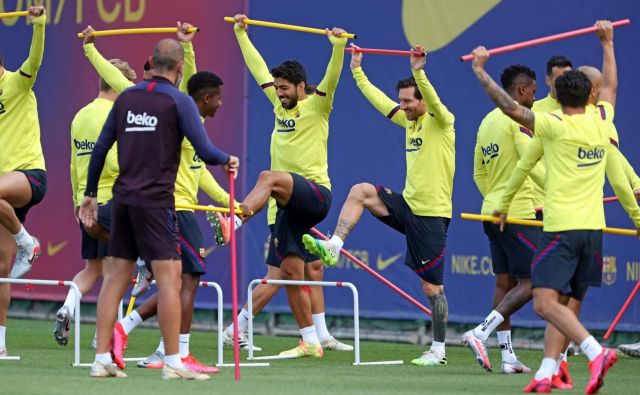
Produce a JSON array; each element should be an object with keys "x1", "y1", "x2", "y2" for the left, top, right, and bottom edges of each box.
[
  {"x1": 619, "y1": 153, "x2": 640, "y2": 190},
  {"x1": 497, "y1": 135, "x2": 544, "y2": 213},
  {"x1": 198, "y1": 169, "x2": 240, "y2": 207},
  {"x1": 351, "y1": 67, "x2": 407, "y2": 128},
  {"x1": 70, "y1": 127, "x2": 79, "y2": 207},
  {"x1": 513, "y1": 125, "x2": 545, "y2": 189},
  {"x1": 412, "y1": 69, "x2": 454, "y2": 128},
  {"x1": 83, "y1": 44, "x2": 135, "y2": 94},
  {"x1": 179, "y1": 42, "x2": 196, "y2": 94},
  {"x1": 234, "y1": 27, "x2": 279, "y2": 107},
  {"x1": 16, "y1": 15, "x2": 46, "y2": 90},
  {"x1": 606, "y1": 146, "x2": 640, "y2": 227},
  {"x1": 473, "y1": 138, "x2": 488, "y2": 196},
  {"x1": 312, "y1": 35, "x2": 347, "y2": 113}
]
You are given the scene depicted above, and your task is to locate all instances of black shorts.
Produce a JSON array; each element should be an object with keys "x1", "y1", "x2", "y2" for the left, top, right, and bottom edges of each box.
[
  {"x1": 14, "y1": 169, "x2": 47, "y2": 223},
  {"x1": 108, "y1": 201, "x2": 181, "y2": 261},
  {"x1": 375, "y1": 185, "x2": 449, "y2": 285},
  {"x1": 266, "y1": 224, "x2": 319, "y2": 267},
  {"x1": 80, "y1": 201, "x2": 112, "y2": 260},
  {"x1": 535, "y1": 211, "x2": 544, "y2": 221},
  {"x1": 483, "y1": 222, "x2": 540, "y2": 278},
  {"x1": 531, "y1": 230, "x2": 603, "y2": 301},
  {"x1": 176, "y1": 211, "x2": 206, "y2": 275},
  {"x1": 267, "y1": 173, "x2": 331, "y2": 266}
]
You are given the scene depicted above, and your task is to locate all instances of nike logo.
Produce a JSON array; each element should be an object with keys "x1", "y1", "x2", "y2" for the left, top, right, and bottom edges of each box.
[
  {"x1": 47, "y1": 240, "x2": 68, "y2": 257},
  {"x1": 376, "y1": 253, "x2": 402, "y2": 271},
  {"x1": 421, "y1": 259, "x2": 431, "y2": 265}
]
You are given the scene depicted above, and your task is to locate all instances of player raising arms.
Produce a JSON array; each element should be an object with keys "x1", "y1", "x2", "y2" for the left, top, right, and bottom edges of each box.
[
  {"x1": 0, "y1": 5, "x2": 47, "y2": 358},
  {"x1": 471, "y1": 20, "x2": 640, "y2": 394},
  {"x1": 304, "y1": 44, "x2": 455, "y2": 367},
  {"x1": 53, "y1": 57, "x2": 136, "y2": 347},
  {"x1": 217, "y1": 13, "x2": 348, "y2": 358}
]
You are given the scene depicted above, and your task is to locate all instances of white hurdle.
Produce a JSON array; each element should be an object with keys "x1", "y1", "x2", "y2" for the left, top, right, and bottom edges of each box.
[
  {"x1": 119, "y1": 280, "x2": 225, "y2": 366},
  {"x1": 246, "y1": 279, "x2": 403, "y2": 366},
  {"x1": 0, "y1": 278, "x2": 81, "y2": 366}
]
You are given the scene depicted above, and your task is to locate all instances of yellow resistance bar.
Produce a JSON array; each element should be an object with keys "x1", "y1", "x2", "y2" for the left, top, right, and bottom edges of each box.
[
  {"x1": 223, "y1": 16, "x2": 356, "y2": 39},
  {"x1": 0, "y1": 11, "x2": 29, "y2": 19},
  {"x1": 77, "y1": 27, "x2": 199, "y2": 38},
  {"x1": 176, "y1": 203, "x2": 250, "y2": 216},
  {"x1": 460, "y1": 213, "x2": 638, "y2": 237}
]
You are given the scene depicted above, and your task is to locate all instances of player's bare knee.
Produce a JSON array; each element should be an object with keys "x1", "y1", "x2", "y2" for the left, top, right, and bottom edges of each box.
[
  {"x1": 532, "y1": 297, "x2": 551, "y2": 319},
  {"x1": 348, "y1": 183, "x2": 374, "y2": 203}
]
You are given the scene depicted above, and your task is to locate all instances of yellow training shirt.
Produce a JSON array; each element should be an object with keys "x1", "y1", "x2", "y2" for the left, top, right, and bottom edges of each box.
[
  {"x1": 70, "y1": 98, "x2": 119, "y2": 205},
  {"x1": 498, "y1": 102, "x2": 640, "y2": 231},
  {"x1": 0, "y1": 16, "x2": 46, "y2": 174},
  {"x1": 351, "y1": 67, "x2": 455, "y2": 217},
  {"x1": 234, "y1": 27, "x2": 346, "y2": 224},
  {"x1": 474, "y1": 107, "x2": 544, "y2": 219},
  {"x1": 529, "y1": 94, "x2": 561, "y2": 209}
]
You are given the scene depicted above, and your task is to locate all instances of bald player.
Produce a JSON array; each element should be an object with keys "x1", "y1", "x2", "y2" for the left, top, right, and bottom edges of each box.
[{"x1": 80, "y1": 39, "x2": 237, "y2": 380}]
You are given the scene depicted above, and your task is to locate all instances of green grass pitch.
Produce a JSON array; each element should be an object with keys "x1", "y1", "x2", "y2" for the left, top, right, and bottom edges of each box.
[{"x1": 0, "y1": 318, "x2": 637, "y2": 394}]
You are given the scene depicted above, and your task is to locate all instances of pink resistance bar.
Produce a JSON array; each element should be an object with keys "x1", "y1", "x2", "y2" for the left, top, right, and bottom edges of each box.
[
  {"x1": 310, "y1": 228, "x2": 432, "y2": 316},
  {"x1": 228, "y1": 171, "x2": 241, "y2": 381},
  {"x1": 461, "y1": 19, "x2": 630, "y2": 61}
]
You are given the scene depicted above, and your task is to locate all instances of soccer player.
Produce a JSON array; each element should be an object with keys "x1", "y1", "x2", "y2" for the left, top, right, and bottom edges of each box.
[
  {"x1": 303, "y1": 44, "x2": 455, "y2": 366},
  {"x1": 219, "y1": 14, "x2": 347, "y2": 358},
  {"x1": 464, "y1": 64, "x2": 543, "y2": 374},
  {"x1": 0, "y1": 5, "x2": 47, "y2": 358},
  {"x1": 532, "y1": 56, "x2": 573, "y2": 113},
  {"x1": 470, "y1": 21, "x2": 640, "y2": 394},
  {"x1": 530, "y1": 56, "x2": 572, "y2": 218},
  {"x1": 113, "y1": 71, "x2": 234, "y2": 374},
  {"x1": 80, "y1": 39, "x2": 238, "y2": 380},
  {"x1": 53, "y1": 58, "x2": 136, "y2": 347}
]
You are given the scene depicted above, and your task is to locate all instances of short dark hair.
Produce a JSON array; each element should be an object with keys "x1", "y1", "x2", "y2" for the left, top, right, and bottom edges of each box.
[
  {"x1": 271, "y1": 60, "x2": 307, "y2": 85},
  {"x1": 143, "y1": 60, "x2": 151, "y2": 71},
  {"x1": 396, "y1": 77, "x2": 422, "y2": 100},
  {"x1": 555, "y1": 70, "x2": 592, "y2": 107},
  {"x1": 187, "y1": 71, "x2": 223, "y2": 100},
  {"x1": 500, "y1": 64, "x2": 536, "y2": 91},
  {"x1": 546, "y1": 55, "x2": 572, "y2": 76}
]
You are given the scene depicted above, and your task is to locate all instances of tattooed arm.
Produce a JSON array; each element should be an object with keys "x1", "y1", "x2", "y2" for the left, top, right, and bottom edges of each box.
[{"x1": 471, "y1": 46, "x2": 536, "y2": 132}]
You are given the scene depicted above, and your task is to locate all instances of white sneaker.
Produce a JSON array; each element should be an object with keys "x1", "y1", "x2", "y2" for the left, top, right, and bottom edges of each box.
[
  {"x1": 10, "y1": 237, "x2": 41, "y2": 278},
  {"x1": 462, "y1": 330, "x2": 492, "y2": 371},
  {"x1": 320, "y1": 336, "x2": 354, "y2": 351},
  {"x1": 132, "y1": 259, "x2": 153, "y2": 297},
  {"x1": 53, "y1": 306, "x2": 70, "y2": 346},
  {"x1": 501, "y1": 360, "x2": 532, "y2": 374},
  {"x1": 90, "y1": 361, "x2": 127, "y2": 378},
  {"x1": 91, "y1": 337, "x2": 97, "y2": 350},
  {"x1": 410, "y1": 350, "x2": 447, "y2": 366},
  {"x1": 619, "y1": 341, "x2": 640, "y2": 358},
  {"x1": 162, "y1": 364, "x2": 210, "y2": 380},
  {"x1": 223, "y1": 328, "x2": 262, "y2": 351},
  {"x1": 0, "y1": 348, "x2": 7, "y2": 358},
  {"x1": 137, "y1": 350, "x2": 165, "y2": 369}
]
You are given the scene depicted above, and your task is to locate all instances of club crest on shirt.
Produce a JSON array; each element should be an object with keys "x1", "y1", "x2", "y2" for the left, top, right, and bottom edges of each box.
[{"x1": 602, "y1": 256, "x2": 617, "y2": 286}]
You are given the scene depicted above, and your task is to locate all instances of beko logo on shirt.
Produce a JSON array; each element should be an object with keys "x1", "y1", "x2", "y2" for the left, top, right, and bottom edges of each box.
[
  {"x1": 480, "y1": 143, "x2": 499, "y2": 165},
  {"x1": 125, "y1": 110, "x2": 158, "y2": 132},
  {"x1": 276, "y1": 117, "x2": 296, "y2": 132},
  {"x1": 74, "y1": 139, "x2": 95, "y2": 150},
  {"x1": 577, "y1": 147, "x2": 605, "y2": 167}
]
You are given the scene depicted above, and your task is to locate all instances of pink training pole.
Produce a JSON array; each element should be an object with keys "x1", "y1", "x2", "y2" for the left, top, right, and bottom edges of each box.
[
  {"x1": 228, "y1": 171, "x2": 240, "y2": 380},
  {"x1": 535, "y1": 196, "x2": 618, "y2": 212},
  {"x1": 309, "y1": 228, "x2": 432, "y2": 316},
  {"x1": 345, "y1": 47, "x2": 426, "y2": 57},
  {"x1": 461, "y1": 19, "x2": 631, "y2": 61},
  {"x1": 604, "y1": 280, "x2": 640, "y2": 340}
]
